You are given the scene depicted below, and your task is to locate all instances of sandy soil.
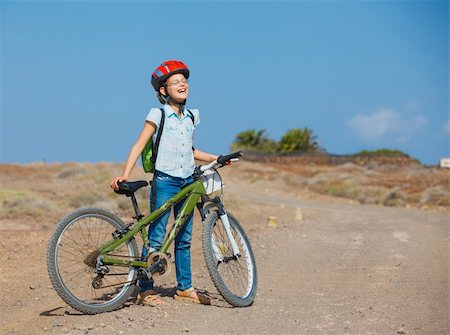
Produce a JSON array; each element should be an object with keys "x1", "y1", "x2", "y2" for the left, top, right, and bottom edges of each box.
[{"x1": 0, "y1": 161, "x2": 448, "y2": 334}]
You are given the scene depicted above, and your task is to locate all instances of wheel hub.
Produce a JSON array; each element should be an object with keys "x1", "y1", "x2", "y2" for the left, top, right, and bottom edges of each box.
[{"x1": 84, "y1": 250, "x2": 100, "y2": 268}]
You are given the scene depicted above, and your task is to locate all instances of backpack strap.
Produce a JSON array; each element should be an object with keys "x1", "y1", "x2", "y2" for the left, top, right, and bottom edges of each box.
[
  {"x1": 187, "y1": 109, "x2": 196, "y2": 152},
  {"x1": 150, "y1": 108, "x2": 165, "y2": 165},
  {"x1": 187, "y1": 109, "x2": 195, "y2": 125},
  {"x1": 150, "y1": 108, "x2": 165, "y2": 212}
]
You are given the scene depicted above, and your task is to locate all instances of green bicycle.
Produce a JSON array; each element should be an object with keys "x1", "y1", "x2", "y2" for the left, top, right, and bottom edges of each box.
[{"x1": 47, "y1": 152, "x2": 257, "y2": 314}]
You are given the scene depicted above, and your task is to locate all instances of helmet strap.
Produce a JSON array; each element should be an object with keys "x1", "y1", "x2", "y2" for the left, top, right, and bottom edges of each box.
[
  {"x1": 162, "y1": 85, "x2": 187, "y2": 113},
  {"x1": 167, "y1": 96, "x2": 186, "y2": 113}
]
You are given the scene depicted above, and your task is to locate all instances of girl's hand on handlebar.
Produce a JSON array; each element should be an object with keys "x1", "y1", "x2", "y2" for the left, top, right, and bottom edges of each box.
[{"x1": 217, "y1": 151, "x2": 243, "y2": 166}]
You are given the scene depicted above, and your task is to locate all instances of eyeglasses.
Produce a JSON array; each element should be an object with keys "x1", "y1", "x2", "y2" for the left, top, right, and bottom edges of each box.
[{"x1": 167, "y1": 78, "x2": 189, "y2": 87}]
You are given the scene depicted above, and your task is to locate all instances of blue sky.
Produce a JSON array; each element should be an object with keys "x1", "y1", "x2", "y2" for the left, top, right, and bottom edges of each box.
[{"x1": 1, "y1": 0, "x2": 449, "y2": 165}]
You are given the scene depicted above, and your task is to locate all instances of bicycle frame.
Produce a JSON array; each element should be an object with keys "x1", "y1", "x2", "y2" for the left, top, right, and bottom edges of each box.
[{"x1": 96, "y1": 179, "x2": 206, "y2": 269}]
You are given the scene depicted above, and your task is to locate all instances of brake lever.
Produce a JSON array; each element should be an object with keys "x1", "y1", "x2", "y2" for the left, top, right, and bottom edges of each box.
[{"x1": 219, "y1": 158, "x2": 240, "y2": 167}]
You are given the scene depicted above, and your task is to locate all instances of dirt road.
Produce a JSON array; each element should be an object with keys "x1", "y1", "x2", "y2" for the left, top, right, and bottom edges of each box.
[
  {"x1": 0, "y1": 164, "x2": 448, "y2": 335},
  {"x1": 240, "y1": 191, "x2": 449, "y2": 334}
]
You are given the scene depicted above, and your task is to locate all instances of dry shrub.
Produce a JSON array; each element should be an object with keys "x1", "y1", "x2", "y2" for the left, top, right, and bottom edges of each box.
[
  {"x1": 281, "y1": 173, "x2": 307, "y2": 189},
  {"x1": 323, "y1": 181, "x2": 356, "y2": 198},
  {"x1": 420, "y1": 186, "x2": 450, "y2": 208},
  {"x1": 223, "y1": 193, "x2": 246, "y2": 212},
  {"x1": 112, "y1": 189, "x2": 150, "y2": 218},
  {"x1": 1, "y1": 195, "x2": 56, "y2": 219},
  {"x1": 58, "y1": 166, "x2": 87, "y2": 179},
  {"x1": 117, "y1": 196, "x2": 132, "y2": 212},
  {"x1": 383, "y1": 188, "x2": 407, "y2": 207},
  {"x1": 323, "y1": 181, "x2": 386, "y2": 204},
  {"x1": 307, "y1": 170, "x2": 367, "y2": 186},
  {"x1": 0, "y1": 189, "x2": 28, "y2": 201},
  {"x1": 68, "y1": 193, "x2": 106, "y2": 208},
  {"x1": 91, "y1": 200, "x2": 118, "y2": 213},
  {"x1": 92, "y1": 169, "x2": 114, "y2": 185},
  {"x1": 406, "y1": 193, "x2": 422, "y2": 205},
  {"x1": 357, "y1": 187, "x2": 388, "y2": 205},
  {"x1": 337, "y1": 162, "x2": 367, "y2": 173},
  {"x1": 438, "y1": 197, "x2": 450, "y2": 207}
]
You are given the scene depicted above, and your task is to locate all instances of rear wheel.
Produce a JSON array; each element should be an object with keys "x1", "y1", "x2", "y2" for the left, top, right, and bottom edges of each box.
[
  {"x1": 47, "y1": 208, "x2": 139, "y2": 314},
  {"x1": 202, "y1": 211, "x2": 257, "y2": 307}
]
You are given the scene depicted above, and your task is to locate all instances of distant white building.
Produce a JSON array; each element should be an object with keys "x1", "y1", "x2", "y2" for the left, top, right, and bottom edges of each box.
[{"x1": 440, "y1": 158, "x2": 450, "y2": 168}]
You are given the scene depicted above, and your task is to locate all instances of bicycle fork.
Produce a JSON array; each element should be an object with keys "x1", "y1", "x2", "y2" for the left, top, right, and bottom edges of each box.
[{"x1": 203, "y1": 199, "x2": 241, "y2": 263}]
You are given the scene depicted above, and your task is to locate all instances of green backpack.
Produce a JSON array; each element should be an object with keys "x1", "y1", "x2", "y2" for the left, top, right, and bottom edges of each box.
[{"x1": 141, "y1": 108, "x2": 194, "y2": 173}]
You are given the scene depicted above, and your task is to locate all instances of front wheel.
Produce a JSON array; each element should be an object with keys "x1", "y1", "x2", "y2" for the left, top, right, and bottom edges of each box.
[
  {"x1": 47, "y1": 207, "x2": 139, "y2": 314},
  {"x1": 202, "y1": 211, "x2": 257, "y2": 307}
]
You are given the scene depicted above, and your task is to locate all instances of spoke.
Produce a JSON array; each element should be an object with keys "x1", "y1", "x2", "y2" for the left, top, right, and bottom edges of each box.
[
  {"x1": 96, "y1": 218, "x2": 107, "y2": 245},
  {"x1": 215, "y1": 222, "x2": 252, "y2": 297},
  {"x1": 60, "y1": 240, "x2": 88, "y2": 256},
  {"x1": 59, "y1": 245, "x2": 85, "y2": 258},
  {"x1": 57, "y1": 261, "x2": 86, "y2": 272},
  {"x1": 231, "y1": 254, "x2": 247, "y2": 276},
  {"x1": 217, "y1": 221, "x2": 227, "y2": 244},
  {"x1": 224, "y1": 260, "x2": 243, "y2": 290},
  {"x1": 229, "y1": 261, "x2": 248, "y2": 293},
  {"x1": 100, "y1": 276, "x2": 134, "y2": 290},
  {"x1": 98, "y1": 223, "x2": 113, "y2": 244},
  {"x1": 58, "y1": 254, "x2": 83, "y2": 264},
  {"x1": 86, "y1": 218, "x2": 94, "y2": 249},
  {"x1": 78, "y1": 218, "x2": 91, "y2": 251},
  {"x1": 63, "y1": 268, "x2": 88, "y2": 287},
  {"x1": 65, "y1": 228, "x2": 88, "y2": 257}
]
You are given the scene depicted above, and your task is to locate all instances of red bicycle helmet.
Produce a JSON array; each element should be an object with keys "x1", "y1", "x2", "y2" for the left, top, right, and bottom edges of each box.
[{"x1": 151, "y1": 60, "x2": 190, "y2": 91}]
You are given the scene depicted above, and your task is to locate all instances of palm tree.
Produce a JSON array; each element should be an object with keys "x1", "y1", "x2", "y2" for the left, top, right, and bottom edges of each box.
[
  {"x1": 278, "y1": 128, "x2": 318, "y2": 153},
  {"x1": 231, "y1": 129, "x2": 276, "y2": 153}
]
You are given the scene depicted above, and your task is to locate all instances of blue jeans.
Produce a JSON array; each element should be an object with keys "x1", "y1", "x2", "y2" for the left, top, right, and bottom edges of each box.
[{"x1": 139, "y1": 170, "x2": 194, "y2": 292}]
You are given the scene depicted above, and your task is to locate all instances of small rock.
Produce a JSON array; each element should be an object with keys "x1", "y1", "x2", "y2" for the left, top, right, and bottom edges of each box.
[
  {"x1": 267, "y1": 216, "x2": 278, "y2": 227},
  {"x1": 295, "y1": 208, "x2": 303, "y2": 221},
  {"x1": 397, "y1": 328, "x2": 407, "y2": 334},
  {"x1": 52, "y1": 319, "x2": 64, "y2": 327},
  {"x1": 182, "y1": 328, "x2": 189, "y2": 333}
]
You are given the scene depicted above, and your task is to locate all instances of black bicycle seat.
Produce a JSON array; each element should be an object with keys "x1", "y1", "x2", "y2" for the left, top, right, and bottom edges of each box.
[{"x1": 115, "y1": 180, "x2": 149, "y2": 196}]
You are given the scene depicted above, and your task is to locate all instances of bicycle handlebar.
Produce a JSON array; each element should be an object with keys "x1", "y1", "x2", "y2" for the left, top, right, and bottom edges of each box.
[
  {"x1": 217, "y1": 151, "x2": 243, "y2": 165},
  {"x1": 199, "y1": 151, "x2": 243, "y2": 173}
]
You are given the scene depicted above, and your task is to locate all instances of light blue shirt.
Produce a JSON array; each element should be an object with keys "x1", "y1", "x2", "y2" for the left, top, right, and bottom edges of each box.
[{"x1": 146, "y1": 104, "x2": 200, "y2": 178}]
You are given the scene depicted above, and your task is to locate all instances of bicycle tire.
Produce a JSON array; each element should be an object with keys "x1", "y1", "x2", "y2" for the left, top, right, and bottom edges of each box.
[
  {"x1": 202, "y1": 211, "x2": 257, "y2": 307},
  {"x1": 47, "y1": 207, "x2": 139, "y2": 314}
]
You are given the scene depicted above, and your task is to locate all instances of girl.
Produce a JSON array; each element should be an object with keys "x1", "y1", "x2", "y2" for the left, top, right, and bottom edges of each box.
[{"x1": 111, "y1": 60, "x2": 218, "y2": 306}]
